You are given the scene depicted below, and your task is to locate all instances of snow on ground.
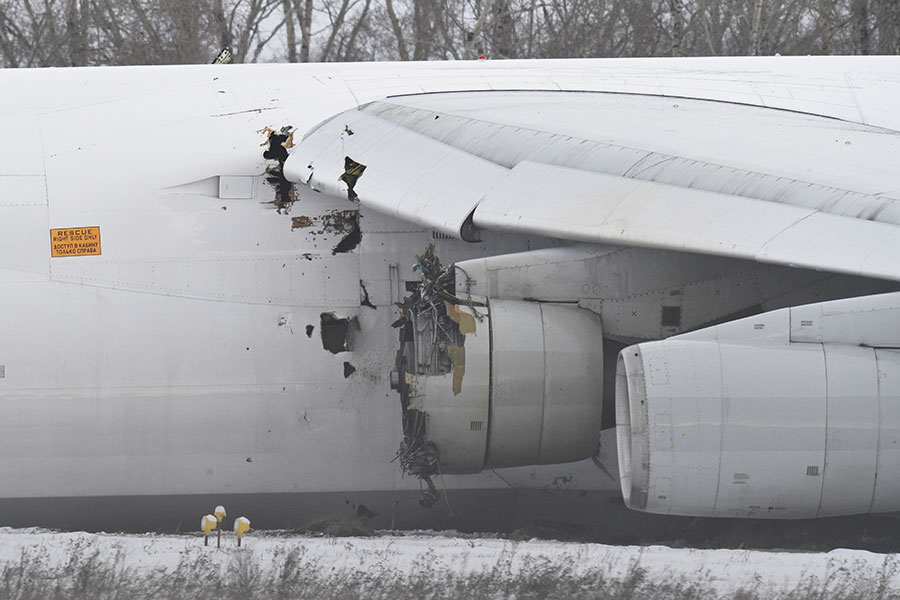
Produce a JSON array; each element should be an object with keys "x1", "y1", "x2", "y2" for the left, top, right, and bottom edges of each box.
[{"x1": 0, "y1": 527, "x2": 897, "y2": 598}]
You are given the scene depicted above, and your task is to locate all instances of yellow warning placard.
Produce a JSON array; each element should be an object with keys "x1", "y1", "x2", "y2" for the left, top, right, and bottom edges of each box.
[{"x1": 50, "y1": 227, "x2": 101, "y2": 257}]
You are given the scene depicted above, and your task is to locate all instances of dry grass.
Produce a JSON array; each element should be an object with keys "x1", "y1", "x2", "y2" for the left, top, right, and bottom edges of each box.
[{"x1": 0, "y1": 536, "x2": 897, "y2": 600}]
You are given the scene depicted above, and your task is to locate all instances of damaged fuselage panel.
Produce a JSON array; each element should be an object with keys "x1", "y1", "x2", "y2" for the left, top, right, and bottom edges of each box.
[{"x1": 262, "y1": 126, "x2": 297, "y2": 212}]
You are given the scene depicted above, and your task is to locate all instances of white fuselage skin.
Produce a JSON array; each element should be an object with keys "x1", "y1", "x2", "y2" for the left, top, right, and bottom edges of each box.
[{"x1": 0, "y1": 57, "x2": 897, "y2": 531}]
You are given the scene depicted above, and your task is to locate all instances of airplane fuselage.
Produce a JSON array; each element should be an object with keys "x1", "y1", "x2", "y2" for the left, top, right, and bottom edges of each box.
[{"x1": 1, "y1": 57, "x2": 898, "y2": 531}]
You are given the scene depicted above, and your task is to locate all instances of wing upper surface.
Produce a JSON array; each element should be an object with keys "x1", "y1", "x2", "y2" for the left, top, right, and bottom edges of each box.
[
  {"x1": 285, "y1": 88, "x2": 900, "y2": 281},
  {"x1": 474, "y1": 161, "x2": 900, "y2": 281},
  {"x1": 366, "y1": 93, "x2": 900, "y2": 222},
  {"x1": 333, "y1": 56, "x2": 900, "y2": 131},
  {"x1": 283, "y1": 111, "x2": 505, "y2": 240}
]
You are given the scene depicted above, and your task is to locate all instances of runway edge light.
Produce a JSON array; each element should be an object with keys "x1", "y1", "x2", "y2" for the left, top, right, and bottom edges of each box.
[
  {"x1": 214, "y1": 505, "x2": 226, "y2": 548},
  {"x1": 234, "y1": 517, "x2": 250, "y2": 547},
  {"x1": 201, "y1": 514, "x2": 217, "y2": 546}
]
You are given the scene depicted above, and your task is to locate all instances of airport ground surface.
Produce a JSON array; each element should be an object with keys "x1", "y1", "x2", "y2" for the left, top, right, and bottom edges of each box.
[{"x1": 2, "y1": 523, "x2": 900, "y2": 599}]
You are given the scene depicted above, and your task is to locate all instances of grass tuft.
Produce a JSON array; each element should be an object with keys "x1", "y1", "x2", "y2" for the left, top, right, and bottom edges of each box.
[{"x1": 0, "y1": 535, "x2": 896, "y2": 599}]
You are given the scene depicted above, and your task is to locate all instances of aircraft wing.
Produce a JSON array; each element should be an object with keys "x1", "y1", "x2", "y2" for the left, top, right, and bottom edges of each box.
[
  {"x1": 285, "y1": 89, "x2": 900, "y2": 282},
  {"x1": 472, "y1": 161, "x2": 900, "y2": 282}
]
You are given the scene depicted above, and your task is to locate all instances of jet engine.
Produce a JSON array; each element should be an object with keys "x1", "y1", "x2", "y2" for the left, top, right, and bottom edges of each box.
[
  {"x1": 616, "y1": 293, "x2": 900, "y2": 518},
  {"x1": 395, "y1": 293, "x2": 603, "y2": 480}
]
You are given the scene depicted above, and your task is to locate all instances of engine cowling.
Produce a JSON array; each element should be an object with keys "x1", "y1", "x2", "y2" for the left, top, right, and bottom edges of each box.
[
  {"x1": 400, "y1": 298, "x2": 604, "y2": 474},
  {"x1": 617, "y1": 336, "x2": 900, "y2": 518}
]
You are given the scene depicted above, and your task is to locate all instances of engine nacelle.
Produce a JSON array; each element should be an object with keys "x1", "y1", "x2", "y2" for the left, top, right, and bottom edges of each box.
[
  {"x1": 401, "y1": 299, "x2": 603, "y2": 474},
  {"x1": 617, "y1": 337, "x2": 900, "y2": 518}
]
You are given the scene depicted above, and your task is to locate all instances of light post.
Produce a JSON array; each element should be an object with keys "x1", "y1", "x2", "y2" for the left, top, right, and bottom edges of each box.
[
  {"x1": 214, "y1": 505, "x2": 226, "y2": 549},
  {"x1": 234, "y1": 517, "x2": 251, "y2": 547},
  {"x1": 201, "y1": 514, "x2": 217, "y2": 547}
]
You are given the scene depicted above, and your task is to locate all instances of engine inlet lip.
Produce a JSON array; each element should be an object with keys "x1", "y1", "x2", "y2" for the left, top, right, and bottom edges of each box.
[
  {"x1": 615, "y1": 348, "x2": 650, "y2": 511},
  {"x1": 615, "y1": 353, "x2": 633, "y2": 505}
]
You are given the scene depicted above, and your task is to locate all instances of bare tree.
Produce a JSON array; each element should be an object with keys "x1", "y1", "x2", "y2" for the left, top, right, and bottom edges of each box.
[
  {"x1": 854, "y1": 0, "x2": 872, "y2": 53},
  {"x1": 340, "y1": 0, "x2": 371, "y2": 60},
  {"x1": 282, "y1": 0, "x2": 297, "y2": 61},
  {"x1": 748, "y1": 0, "x2": 764, "y2": 55},
  {"x1": 670, "y1": 0, "x2": 685, "y2": 56},
  {"x1": 463, "y1": 0, "x2": 495, "y2": 58},
  {"x1": 318, "y1": 0, "x2": 352, "y2": 60},
  {"x1": 0, "y1": 0, "x2": 898, "y2": 69},
  {"x1": 384, "y1": 0, "x2": 409, "y2": 59},
  {"x1": 817, "y1": 0, "x2": 834, "y2": 53},
  {"x1": 490, "y1": 0, "x2": 516, "y2": 58}
]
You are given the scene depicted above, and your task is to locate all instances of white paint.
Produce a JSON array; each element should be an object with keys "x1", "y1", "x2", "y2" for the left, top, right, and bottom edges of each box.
[
  {"x1": 0, "y1": 56, "x2": 897, "y2": 520},
  {"x1": 218, "y1": 176, "x2": 254, "y2": 199}
]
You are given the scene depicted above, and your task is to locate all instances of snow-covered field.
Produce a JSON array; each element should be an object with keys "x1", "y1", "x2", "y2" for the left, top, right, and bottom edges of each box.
[{"x1": 0, "y1": 527, "x2": 898, "y2": 599}]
